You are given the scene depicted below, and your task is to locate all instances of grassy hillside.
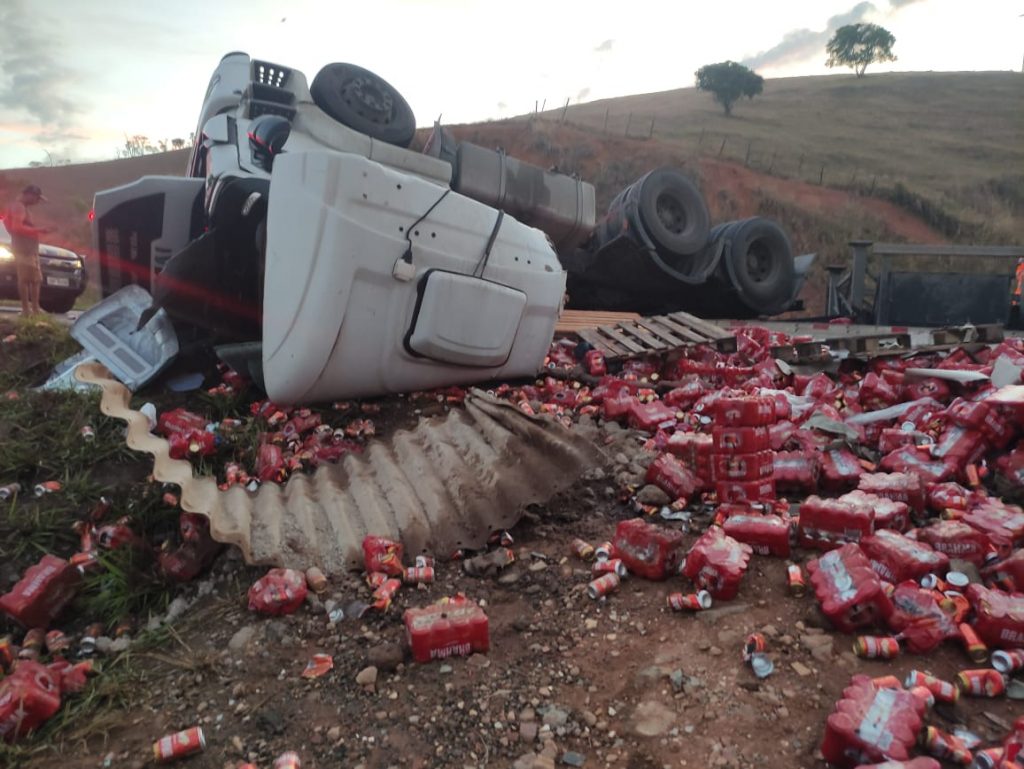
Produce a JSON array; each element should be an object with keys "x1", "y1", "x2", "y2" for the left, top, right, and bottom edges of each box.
[{"x1": 556, "y1": 71, "x2": 1024, "y2": 241}]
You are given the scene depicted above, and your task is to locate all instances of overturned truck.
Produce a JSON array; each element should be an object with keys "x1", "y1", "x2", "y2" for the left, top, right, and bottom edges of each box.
[{"x1": 90, "y1": 53, "x2": 810, "y2": 402}]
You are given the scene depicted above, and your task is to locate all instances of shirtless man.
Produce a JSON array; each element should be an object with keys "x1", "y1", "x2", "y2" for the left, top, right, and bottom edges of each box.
[{"x1": 6, "y1": 185, "x2": 51, "y2": 315}]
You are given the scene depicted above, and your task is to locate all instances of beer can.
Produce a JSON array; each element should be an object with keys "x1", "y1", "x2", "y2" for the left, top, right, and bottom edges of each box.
[
  {"x1": 153, "y1": 727, "x2": 206, "y2": 762},
  {"x1": 905, "y1": 670, "x2": 959, "y2": 703},
  {"x1": 853, "y1": 635, "x2": 901, "y2": 660},
  {"x1": 570, "y1": 538, "x2": 595, "y2": 562},
  {"x1": 0, "y1": 482, "x2": 21, "y2": 501},
  {"x1": 372, "y1": 578, "x2": 402, "y2": 611},
  {"x1": 743, "y1": 633, "x2": 766, "y2": 662},
  {"x1": 595, "y1": 541, "x2": 614, "y2": 561},
  {"x1": 920, "y1": 573, "x2": 947, "y2": 591},
  {"x1": 273, "y1": 752, "x2": 302, "y2": 769},
  {"x1": 786, "y1": 564, "x2": 805, "y2": 597},
  {"x1": 955, "y1": 668, "x2": 1006, "y2": 697},
  {"x1": 305, "y1": 567, "x2": 327, "y2": 594},
  {"x1": 667, "y1": 591, "x2": 712, "y2": 612},
  {"x1": 366, "y1": 571, "x2": 388, "y2": 589},
  {"x1": 945, "y1": 570, "x2": 970, "y2": 589},
  {"x1": 972, "y1": 747, "x2": 1004, "y2": 769},
  {"x1": 958, "y1": 622, "x2": 989, "y2": 663},
  {"x1": 80, "y1": 425, "x2": 95, "y2": 441},
  {"x1": 78, "y1": 622, "x2": 104, "y2": 657},
  {"x1": 991, "y1": 648, "x2": 1024, "y2": 674},
  {"x1": 45, "y1": 629, "x2": 70, "y2": 654},
  {"x1": 18, "y1": 628, "x2": 45, "y2": 660},
  {"x1": 403, "y1": 566, "x2": 435, "y2": 585},
  {"x1": 587, "y1": 573, "x2": 620, "y2": 600},
  {"x1": 921, "y1": 725, "x2": 972, "y2": 765},
  {"x1": 909, "y1": 685, "x2": 935, "y2": 709},
  {"x1": 34, "y1": 480, "x2": 62, "y2": 496},
  {"x1": 415, "y1": 555, "x2": 435, "y2": 569},
  {"x1": 592, "y1": 558, "x2": 627, "y2": 578}
]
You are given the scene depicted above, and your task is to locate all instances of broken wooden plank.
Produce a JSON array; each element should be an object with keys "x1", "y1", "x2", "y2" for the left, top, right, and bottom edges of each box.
[
  {"x1": 596, "y1": 325, "x2": 647, "y2": 354},
  {"x1": 555, "y1": 309, "x2": 641, "y2": 334}
]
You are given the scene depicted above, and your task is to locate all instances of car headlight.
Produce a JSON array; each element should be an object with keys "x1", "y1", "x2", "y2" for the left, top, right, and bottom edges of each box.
[{"x1": 0, "y1": 245, "x2": 12, "y2": 261}]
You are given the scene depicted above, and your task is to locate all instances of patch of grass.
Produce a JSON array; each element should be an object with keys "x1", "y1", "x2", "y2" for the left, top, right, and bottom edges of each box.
[{"x1": 79, "y1": 547, "x2": 172, "y2": 628}]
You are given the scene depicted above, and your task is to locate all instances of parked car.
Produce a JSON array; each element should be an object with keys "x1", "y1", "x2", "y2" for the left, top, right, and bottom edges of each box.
[
  {"x1": 0, "y1": 219, "x2": 88, "y2": 313},
  {"x1": 88, "y1": 52, "x2": 809, "y2": 402}
]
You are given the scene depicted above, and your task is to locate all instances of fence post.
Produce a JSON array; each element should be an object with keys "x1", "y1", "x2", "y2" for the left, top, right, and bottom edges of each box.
[
  {"x1": 718, "y1": 137, "x2": 727, "y2": 157},
  {"x1": 819, "y1": 165, "x2": 825, "y2": 185},
  {"x1": 603, "y1": 108, "x2": 609, "y2": 134},
  {"x1": 649, "y1": 116, "x2": 655, "y2": 139},
  {"x1": 744, "y1": 140, "x2": 752, "y2": 167},
  {"x1": 560, "y1": 97, "x2": 570, "y2": 123},
  {"x1": 534, "y1": 100, "x2": 538, "y2": 114},
  {"x1": 625, "y1": 112, "x2": 633, "y2": 137},
  {"x1": 541, "y1": 98, "x2": 546, "y2": 112},
  {"x1": 869, "y1": 175, "x2": 877, "y2": 195}
]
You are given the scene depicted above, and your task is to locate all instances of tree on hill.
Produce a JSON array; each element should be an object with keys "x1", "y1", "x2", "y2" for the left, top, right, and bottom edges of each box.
[
  {"x1": 826, "y1": 23, "x2": 896, "y2": 77},
  {"x1": 695, "y1": 61, "x2": 764, "y2": 116}
]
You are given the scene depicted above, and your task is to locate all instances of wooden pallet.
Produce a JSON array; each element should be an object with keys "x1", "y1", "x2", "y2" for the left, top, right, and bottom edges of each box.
[
  {"x1": 824, "y1": 331, "x2": 913, "y2": 356},
  {"x1": 555, "y1": 310, "x2": 641, "y2": 334},
  {"x1": 574, "y1": 311, "x2": 736, "y2": 362},
  {"x1": 929, "y1": 324, "x2": 1004, "y2": 346}
]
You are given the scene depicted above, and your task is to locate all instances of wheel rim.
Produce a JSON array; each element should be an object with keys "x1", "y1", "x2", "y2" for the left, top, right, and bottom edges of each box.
[
  {"x1": 341, "y1": 76, "x2": 394, "y2": 125},
  {"x1": 655, "y1": 192, "x2": 687, "y2": 235},
  {"x1": 745, "y1": 240, "x2": 776, "y2": 283}
]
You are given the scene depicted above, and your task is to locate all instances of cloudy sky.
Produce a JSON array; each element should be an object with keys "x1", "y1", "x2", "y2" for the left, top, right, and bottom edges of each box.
[{"x1": 0, "y1": 0, "x2": 1020, "y2": 169}]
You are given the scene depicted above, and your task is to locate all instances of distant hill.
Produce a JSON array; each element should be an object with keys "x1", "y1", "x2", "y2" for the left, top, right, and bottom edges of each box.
[
  {"x1": 1, "y1": 71, "x2": 1019, "y2": 315},
  {"x1": 550, "y1": 71, "x2": 1023, "y2": 242}
]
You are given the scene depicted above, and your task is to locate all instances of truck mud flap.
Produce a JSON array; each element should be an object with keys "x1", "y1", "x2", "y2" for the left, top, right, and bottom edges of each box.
[{"x1": 75, "y1": 361, "x2": 606, "y2": 573}]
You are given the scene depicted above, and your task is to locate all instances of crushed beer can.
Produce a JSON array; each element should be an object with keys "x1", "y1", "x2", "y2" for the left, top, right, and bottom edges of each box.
[
  {"x1": 920, "y1": 725, "x2": 972, "y2": 765},
  {"x1": 667, "y1": 590, "x2": 712, "y2": 612},
  {"x1": 0, "y1": 483, "x2": 21, "y2": 501},
  {"x1": 743, "y1": 633, "x2": 766, "y2": 662},
  {"x1": 971, "y1": 747, "x2": 1004, "y2": 768},
  {"x1": 34, "y1": 480, "x2": 61, "y2": 497},
  {"x1": 300, "y1": 653, "x2": 334, "y2": 679},
  {"x1": 153, "y1": 727, "x2": 206, "y2": 762},
  {"x1": 403, "y1": 566, "x2": 435, "y2": 585},
  {"x1": 908, "y1": 685, "x2": 935, "y2": 709},
  {"x1": 18, "y1": 628, "x2": 44, "y2": 660},
  {"x1": 44, "y1": 629, "x2": 70, "y2": 654},
  {"x1": 372, "y1": 578, "x2": 402, "y2": 611},
  {"x1": 79, "y1": 425, "x2": 95, "y2": 442}
]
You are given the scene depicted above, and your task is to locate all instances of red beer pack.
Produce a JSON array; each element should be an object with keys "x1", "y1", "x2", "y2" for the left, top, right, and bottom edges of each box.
[
  {"x1": 612, "y1": 518, "x2": 685, "y2": 581},
  {"x1": 820, "y1": 676, "x2": 926, "y2": 768},
  {"x1": 807, "y1": 544, "x2": 893, "y2": 634},
  {"x1": 0, "y1": 555, "x2": 82, "y2": 628},
  {"x1": 798, "y1": 495, "x2": 875, "y2": 551},
  {"x1": 916, "y1": 520, "x2": 991, "y2": 566},
  {"x1": 859, "y1": 530, "x2": 949, "y2": 585},
  {"x1": 966, "y1": 584, "x2": 1024, "y2": 648},
  {"x1": 722, "y1": 513, "x2": 791, "y2": 558},
  {"x1": 404, "y1": 599, "x2": 489, "y2": 663},
  {"x1": 682, "y1": 527, "x2": 752, "y2": 601}
]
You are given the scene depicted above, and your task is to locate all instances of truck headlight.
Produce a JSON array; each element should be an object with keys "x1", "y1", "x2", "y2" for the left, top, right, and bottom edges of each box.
[{"x1": 0, "y1": 245, "x2": 12, "y2": 261}]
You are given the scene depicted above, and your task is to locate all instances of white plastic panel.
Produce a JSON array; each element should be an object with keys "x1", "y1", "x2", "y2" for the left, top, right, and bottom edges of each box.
[
  {"x1": 407, "y1": 271, "x2": 526, "y2": 367},
  {"x1": 262, "y1": 150, "x2": 565, "y2": 403}
]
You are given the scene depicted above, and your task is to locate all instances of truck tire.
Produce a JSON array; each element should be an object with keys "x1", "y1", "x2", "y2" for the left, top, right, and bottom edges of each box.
[
  {"x1": 722, "y1": 217, "x2": 795, "y2": 316},
  {"x1": 40, "y1": 293, "x2": 76, "y2": 314},
  {"x1": 632, "y1": 168, "x2": 710, "y2": 257},
  {"x1": 310, "y1": 63, "x2": 416, "y2": 148}
]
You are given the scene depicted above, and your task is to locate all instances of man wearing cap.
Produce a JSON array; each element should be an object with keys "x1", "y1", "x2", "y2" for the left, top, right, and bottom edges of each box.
[{"x1": 5, "y1": 185, "x2": 51, "y2": 315}]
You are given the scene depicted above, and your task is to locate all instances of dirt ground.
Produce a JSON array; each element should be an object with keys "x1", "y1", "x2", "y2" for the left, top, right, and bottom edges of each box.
[{"x1": 1, "y1": 318, "x2": 1021, "y2": 769}]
